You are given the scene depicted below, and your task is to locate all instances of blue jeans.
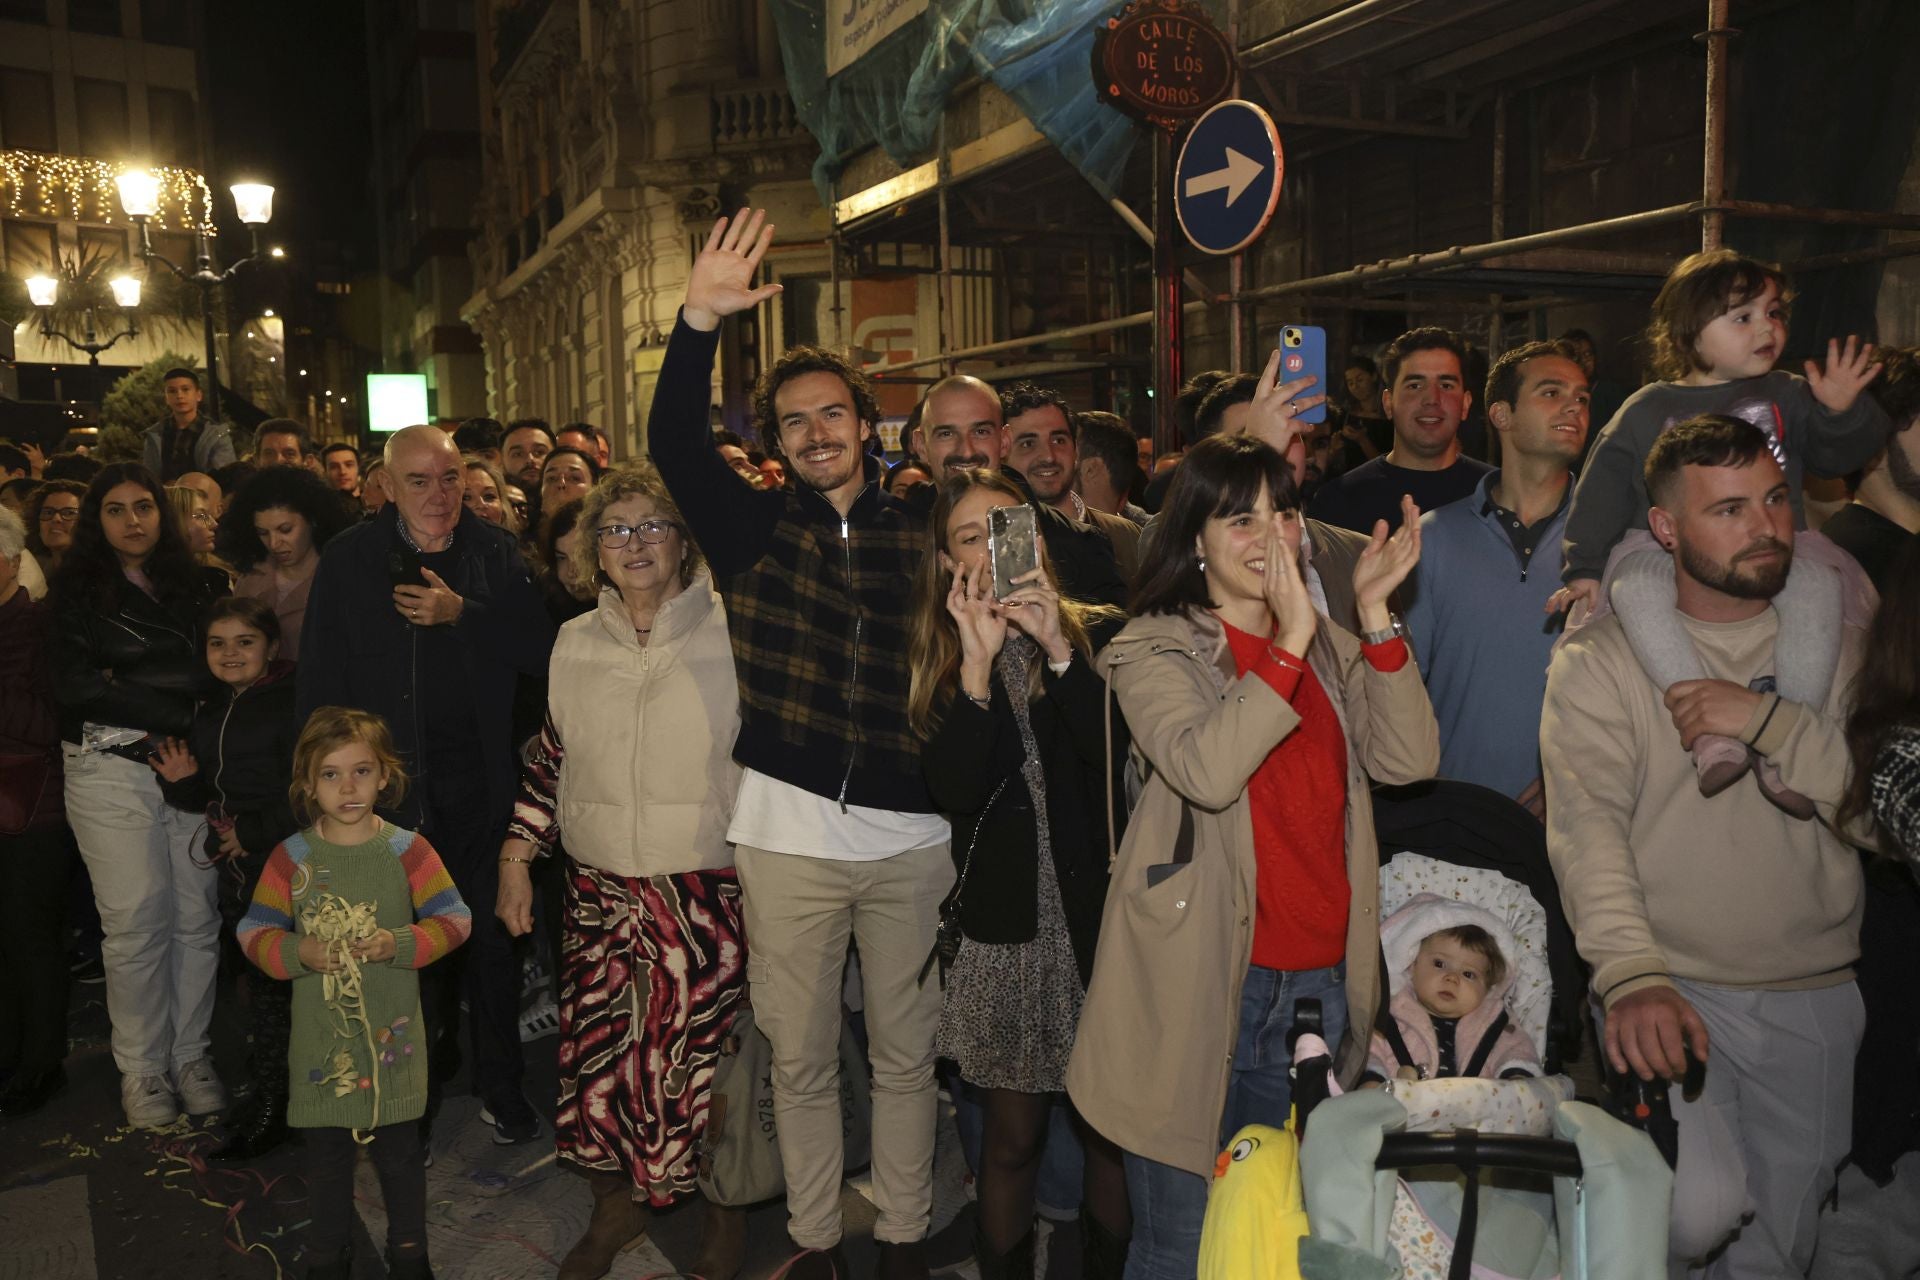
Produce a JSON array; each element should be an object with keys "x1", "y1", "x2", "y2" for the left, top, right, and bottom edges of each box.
[{"x1": 1122, "y1": 963, "x2": 1347, "y2": 1280}]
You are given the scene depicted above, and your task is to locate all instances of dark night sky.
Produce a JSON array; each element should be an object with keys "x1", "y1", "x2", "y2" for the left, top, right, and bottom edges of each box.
[{"x1": 202, "y1": 1, "x2": 378, "y2": 271}]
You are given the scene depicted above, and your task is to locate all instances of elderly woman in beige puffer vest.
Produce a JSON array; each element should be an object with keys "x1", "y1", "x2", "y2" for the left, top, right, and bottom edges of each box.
[{"x1": 495, "y1": 464, "x2": 748, "y2": 1280}]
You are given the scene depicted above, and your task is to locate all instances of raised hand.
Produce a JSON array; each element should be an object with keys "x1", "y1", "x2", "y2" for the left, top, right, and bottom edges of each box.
[
  {"x1": 1805, "y1": 335, "x2": 1882, "y2": 415},
  {"x1": 1240, "y1": 349, "x2": 1325, "y2": 485},
  {"x1": 996, "y1": 566, "x2": 1071, "y2": 665},
  {"x1": 1352, "y1": 494, "x2": 1422, "y2": 631},
  {"x1": 684, "y1": 208, "x2": 785, "y2": 332},
  {"x1": 949, "y1": 559, "x2": 1009, "y2": 701},
  {"x1": 1262, "y1": 516, "x2": 1318, "y2": 657}
]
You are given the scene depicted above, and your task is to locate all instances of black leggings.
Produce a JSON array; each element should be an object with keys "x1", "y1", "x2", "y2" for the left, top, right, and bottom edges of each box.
[
  {"x1": 306, "y1": 1123, "x2": 428, "y2": 1262},
  {"x1": 977, "y1": 1089, "x2": 1131, "y2": 1253}
]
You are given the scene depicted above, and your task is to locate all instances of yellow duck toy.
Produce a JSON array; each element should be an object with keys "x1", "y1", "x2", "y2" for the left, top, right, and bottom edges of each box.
[{"x1": 1198, "y1": 1121, "x2": 1310, "y2": 1280}]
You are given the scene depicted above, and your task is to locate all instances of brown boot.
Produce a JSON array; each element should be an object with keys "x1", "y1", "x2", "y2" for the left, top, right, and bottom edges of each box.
[
  {"x1": 557, "y1": 1170, "x2": 651, "y2": 1280},
  {"x1": 689, "y1": 1197, "x2": 748, "y2": 1280}
]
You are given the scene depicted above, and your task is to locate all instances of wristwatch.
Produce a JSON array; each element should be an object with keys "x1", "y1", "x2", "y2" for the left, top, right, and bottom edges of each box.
[{"x1": 1360, "y1": 613, "x2": 1408, "y2": 647}]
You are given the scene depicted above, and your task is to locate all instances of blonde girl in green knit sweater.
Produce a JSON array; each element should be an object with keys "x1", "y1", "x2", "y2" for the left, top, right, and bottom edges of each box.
[{"x1": 238, "y1": 708, "x2": 471, "y2": 1280}]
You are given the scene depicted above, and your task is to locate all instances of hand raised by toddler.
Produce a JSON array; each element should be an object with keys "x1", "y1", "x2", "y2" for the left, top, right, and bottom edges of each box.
[{"x1": 1805, "y1": 335, "x2": 1881, "y2": 415}]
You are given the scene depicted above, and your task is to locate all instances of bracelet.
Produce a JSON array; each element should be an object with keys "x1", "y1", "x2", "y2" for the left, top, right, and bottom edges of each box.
[
  {"x1": 1360, "y1": 626, "x2": 1399, "y2": 647},
  {"x1": 963, "y1": 690, "x2": 991, "y2": 708},
  {"x1": 499, "y1": 855, "x2": 533, "y2": 865},
  {"x1": 1744, "y1": 694, "x2": 1780, "y2": 748},
  {"x1": 1268, "y1": 648, "x2": 1306, "y2": 674}
]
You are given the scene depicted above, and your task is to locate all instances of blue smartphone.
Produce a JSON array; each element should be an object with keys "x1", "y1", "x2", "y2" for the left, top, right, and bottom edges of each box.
[{"x1": 1277, "y1": 325, "x2": 1328, "y2": 426}]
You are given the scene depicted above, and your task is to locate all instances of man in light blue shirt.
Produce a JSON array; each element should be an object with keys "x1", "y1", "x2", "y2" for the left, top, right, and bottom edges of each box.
[{"x1": 1403, "y1": 341, "x2": 1591, "y2": 813}]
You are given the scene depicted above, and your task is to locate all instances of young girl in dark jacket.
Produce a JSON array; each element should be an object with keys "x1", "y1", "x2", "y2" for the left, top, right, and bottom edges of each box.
[
  {"x1": 151, "y1": 595, "x2": 302, "y2": 1159},
  {"x1": 907, "y1": 468, "x2": 1132, "y2": 1280}
]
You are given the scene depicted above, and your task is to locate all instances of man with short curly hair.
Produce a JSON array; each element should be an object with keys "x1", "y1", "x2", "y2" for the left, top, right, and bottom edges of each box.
[{"x1": 649, "y1": 210, "x2": 947, "y2": 1279}]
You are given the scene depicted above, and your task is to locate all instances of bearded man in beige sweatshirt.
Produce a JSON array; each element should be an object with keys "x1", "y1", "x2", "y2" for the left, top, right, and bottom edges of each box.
[{"x1": 1542, "y1": 415, "x2": 1870, "y2": 1279}]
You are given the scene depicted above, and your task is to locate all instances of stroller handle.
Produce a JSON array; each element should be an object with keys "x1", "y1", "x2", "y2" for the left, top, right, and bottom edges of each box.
[{"x1": 1376, "y1": 1130, "x2": 1583, "y2": 1179}]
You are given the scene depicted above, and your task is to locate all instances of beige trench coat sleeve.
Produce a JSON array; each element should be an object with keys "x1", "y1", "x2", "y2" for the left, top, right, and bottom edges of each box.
[
  {"x1": 1108, "y1": 634, "x2": 1304, "y2": 812},
  {"x1": 1324, "y1": 625, "x2": 1440, "y2": 787}
]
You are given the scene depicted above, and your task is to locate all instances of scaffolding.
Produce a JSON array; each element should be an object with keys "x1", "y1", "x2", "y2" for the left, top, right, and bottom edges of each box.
[{"x1": 825, "y1": 0, "x2": 1919, "y2": 444}]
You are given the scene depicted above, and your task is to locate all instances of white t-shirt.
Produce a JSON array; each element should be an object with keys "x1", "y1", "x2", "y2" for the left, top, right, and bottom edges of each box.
[{"x1": 727, "y1": 768, "x2": 950, "y2": 861}]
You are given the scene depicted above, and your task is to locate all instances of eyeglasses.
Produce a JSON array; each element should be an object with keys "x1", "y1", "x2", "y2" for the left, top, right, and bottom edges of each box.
[
  {"x1": 189, "y1": 511, "x2": 215, "y2": 526},
  {"x1": 39, "y1": 507, "x2": 80, "y2": 523},
  {"x1": 595, "y1": 519, "x2": 678, "y2": 549}
]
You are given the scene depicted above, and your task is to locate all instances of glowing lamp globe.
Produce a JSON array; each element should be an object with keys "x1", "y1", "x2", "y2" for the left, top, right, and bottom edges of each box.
[
  {"x1": 116, "y1": 170, "x2": 162, "y2": 219},
  {"x1": 109, "y1": 276, "x2": 143, "y2": 308},
  {"x1": 230, "y1": 183, "x2": 275, "y2": 226}
]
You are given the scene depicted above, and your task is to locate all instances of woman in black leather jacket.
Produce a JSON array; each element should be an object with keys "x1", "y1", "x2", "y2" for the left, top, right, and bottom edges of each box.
[{"x1": 51, "y1": 462, "x2": 230, "y2": 1130}]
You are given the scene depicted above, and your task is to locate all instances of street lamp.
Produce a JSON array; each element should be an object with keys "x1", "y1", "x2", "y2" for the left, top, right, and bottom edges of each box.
[
  {"x1": 115, "y1": 168, "x2": 279, "y2": 423},
  {"x1": 24, "y1": 273, "x2": 142, "y2": 365}
]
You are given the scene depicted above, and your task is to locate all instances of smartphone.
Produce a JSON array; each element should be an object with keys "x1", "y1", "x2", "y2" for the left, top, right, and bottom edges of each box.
[
  {"x1": 387, "y1": 544, "x2": 426, "y2": 588},
  {"x1": 988, "y1": 504, "x2": 1040, "y2": 601},
  {"x1": 1278, "y1": 325, "x2": 1328, "y2": 426}
]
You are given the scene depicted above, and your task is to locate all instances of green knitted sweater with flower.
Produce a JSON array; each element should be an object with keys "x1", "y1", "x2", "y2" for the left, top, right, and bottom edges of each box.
[{"x1": 237, "y1": 821, "x2": 471, "y2": 1129}]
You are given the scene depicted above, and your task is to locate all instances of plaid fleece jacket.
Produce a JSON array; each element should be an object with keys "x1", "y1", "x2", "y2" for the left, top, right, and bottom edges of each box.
[{"x1": 649, "y1": 315, "x2": 935, "y2": 813}]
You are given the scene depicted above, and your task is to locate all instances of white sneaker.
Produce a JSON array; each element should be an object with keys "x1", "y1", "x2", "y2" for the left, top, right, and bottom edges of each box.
[
  {"x1": 174, "y1": 1058, "x2": 228, "y2": 1114},
  {"x1": 122, "y1": 1073, "x2": 181, "y2": 1129}
]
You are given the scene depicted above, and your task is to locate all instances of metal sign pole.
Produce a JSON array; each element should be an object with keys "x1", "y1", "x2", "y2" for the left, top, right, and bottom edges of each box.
[{"x1": 1153, "y1": 129, "x2": 1183, "y2": 453}]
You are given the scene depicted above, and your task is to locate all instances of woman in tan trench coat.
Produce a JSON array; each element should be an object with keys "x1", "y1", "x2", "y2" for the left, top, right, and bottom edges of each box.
[{"x1": 1065, "y1": 435, "x2": 1439, "y2": 1278}]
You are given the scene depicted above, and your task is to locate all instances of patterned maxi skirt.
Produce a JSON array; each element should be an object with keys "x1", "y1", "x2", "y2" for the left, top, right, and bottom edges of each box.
[{"x1": 554, "y1": 859, "x2": 746, "y2": 1206}]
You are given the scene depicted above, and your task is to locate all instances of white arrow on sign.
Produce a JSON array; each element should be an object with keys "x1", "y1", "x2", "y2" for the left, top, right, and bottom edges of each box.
[{"x1": 1183, "y1": 147, "x2": 1266, "y2": 206}]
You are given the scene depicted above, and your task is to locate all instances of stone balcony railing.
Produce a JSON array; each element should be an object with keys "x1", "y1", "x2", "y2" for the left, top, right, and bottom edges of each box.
[{"x1": 711, "y1": 83, "x2": 806, "y2": 148}]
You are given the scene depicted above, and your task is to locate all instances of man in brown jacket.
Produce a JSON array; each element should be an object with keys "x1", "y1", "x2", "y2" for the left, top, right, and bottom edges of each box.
[{"x1": 1541, "y1": 417, "x2": 1867, "y2": 1277}]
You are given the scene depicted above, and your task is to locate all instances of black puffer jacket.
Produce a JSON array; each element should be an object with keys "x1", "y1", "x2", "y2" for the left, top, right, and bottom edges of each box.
[
  {"x1": 158, "y1": 660, "x2": 301, "y2": 857},
  {"x1": 51, "y1": 567, "x2": 228, "y2": 743}
]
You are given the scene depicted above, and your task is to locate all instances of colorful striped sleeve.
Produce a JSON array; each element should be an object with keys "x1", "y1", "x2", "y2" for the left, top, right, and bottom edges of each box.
[
  {"x1": 237, "y1": 843, "x2": 309, "y2": 980},
  {"x1": 389, "y1": 833, "x2": 472, "y2": 970}
]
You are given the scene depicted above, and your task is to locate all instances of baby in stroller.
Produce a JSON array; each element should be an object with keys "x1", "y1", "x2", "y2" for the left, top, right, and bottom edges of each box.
[
  {"x1": 1198, "y1": 783, "x2": 1672, "y2": 1280},
  {"x1": 1363, "y1": 896, "x2": 1541, "y2": 1086}
]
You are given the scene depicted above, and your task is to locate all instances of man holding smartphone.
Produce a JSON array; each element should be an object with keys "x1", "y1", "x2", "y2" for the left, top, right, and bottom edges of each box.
[{"x1": 648, "y1": 209, "x2": 949, "y2": 1280}]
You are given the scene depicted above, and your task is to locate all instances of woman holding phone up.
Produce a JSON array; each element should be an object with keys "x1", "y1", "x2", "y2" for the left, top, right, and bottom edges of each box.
[
  {"x1": 1065, "y1": 434, "x2": 1438, "y2": 1279},
  {"x1": 907, "y1": 468, "x2": 1131, "y2": 1279}
]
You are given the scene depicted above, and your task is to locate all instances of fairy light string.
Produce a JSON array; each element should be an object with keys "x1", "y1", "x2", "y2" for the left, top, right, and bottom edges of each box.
[{"x1": 0, "y1": 149, "x2": 214, "y2": 230}]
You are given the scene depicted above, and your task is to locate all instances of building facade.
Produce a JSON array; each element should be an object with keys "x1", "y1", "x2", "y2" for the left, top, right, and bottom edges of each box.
[
  {"x1": 1, "y1": 0, "x2": 213, "y2": 407},
  {"x1": 461, "y1": 0, "x2": 819, "y2": 458},
  {"x1": 364, "y1": 0, "x2": 488, "y2": 423}
]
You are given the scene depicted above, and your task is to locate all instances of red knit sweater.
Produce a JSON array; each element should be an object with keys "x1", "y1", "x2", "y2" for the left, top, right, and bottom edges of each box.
[{"x1": 1221, "y1": 618, "x2": 1408, "y2": 970}]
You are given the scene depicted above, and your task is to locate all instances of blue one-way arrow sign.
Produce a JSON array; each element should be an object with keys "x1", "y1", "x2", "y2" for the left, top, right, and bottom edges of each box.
[{"x1": 1174, "y1": 100, "x2": 1284, "y2": 256}]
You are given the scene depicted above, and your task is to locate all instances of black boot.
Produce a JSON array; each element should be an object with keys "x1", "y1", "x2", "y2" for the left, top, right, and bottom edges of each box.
[
  {"x1": 213, "y1": 974, "x2": 291, "y2": 1160},
  {"x1": 304, "y1": 1245, "x2": 351, "y2": 1280},
  {"x1": 209, "y1": 1091, "x2": 291, "y2": 1161},
  {"x1": 1079, "y1": 1211, "x2": 1129, "y2": 1280},
  {"x1": 386, "y1": 1252, "x2": 436, "y2": 1280},
  {"x1": 972, "y1": 1223, "x2": 1035, "y2": 1280}
]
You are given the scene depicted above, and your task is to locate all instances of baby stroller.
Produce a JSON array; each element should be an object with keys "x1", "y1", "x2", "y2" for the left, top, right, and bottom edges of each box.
[{"x1": 1244, "y1": 782, "x2": 1671, "y2": 1280}]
